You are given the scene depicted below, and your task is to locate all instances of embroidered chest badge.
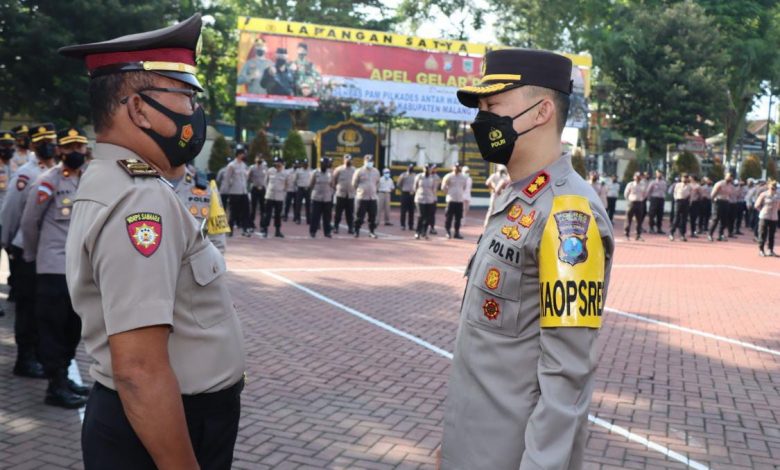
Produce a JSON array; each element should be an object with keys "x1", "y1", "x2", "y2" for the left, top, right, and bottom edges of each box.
[
  {"x1": 506, "y1": 204, "x2": 523, "y2": 222},
  {"x1": 501, "y1": 224, "x2": 521, "y2": 241},
  {"x1": 554, "y1": 210, "x2": 590, "y2": 266},
  {"x1": 523, "y1": 171, "x2": 550, "y2": 198},
  {"x1": 518, "y1": 209, "x2": 537, "y2": 228},
  {"x1": 126, "y1": 212, "x2": 162, "y2": 257},
  {"x1": 484, "y1": 267, "x2": 501, "y2": 290},
  {"x1": 482, "y1": 298, "x2": 500, "y2": 320}
]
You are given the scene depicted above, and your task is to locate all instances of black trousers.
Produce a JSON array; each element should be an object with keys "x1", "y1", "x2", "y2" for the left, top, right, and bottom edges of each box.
[
  {"x1": 400, "y1": 192, "x2": 415, "y2": 229},
  {"x1": 445, "y1": 201, "x2": 464, "y2": 234},
  {"x1": 709, "y1": 200, "x2": 730, "y2": 237},
  {"x1": 5, "y1": 245, "x2": 15, "y2": 296},
  {"x1": 431, "y1": 202, "x2": 438, "y2": 229},
  {"x1": 309, "y1": 201, "x2": 333, "y2": 236},
  {"x1": 416, "y1": 203, "x2": 435, "y2": 235},
  {"x1": 606, "y1": 197, "x2": 617, "y2": 222},
  {"x1": 355, "y1": 199, "x2": 378, "y2": 233},
  {"x1": 689, "y1": 200, "x2": 700, "y2": 234},
  {"x1": 671, "y1": 199, "x2": 689, "y2": 236},
  {"x1": 333, "y1": 197, "x2": 354, "y2": 231},
  {"x1": 11, "y1": 247, "x2": 37, "y2": 353},
  {"x1": 35, "y1": 274, "x2": 81, "y2": 376},
  {"x1": 261, "y1": 200, "x2": 283, "y2": 231},
  {"x1": 294, "y1": 187, "x2": 311, "y2": 223},
  {"x1": 283, "y1": 192, "x2": 296, "y2": 219},
  {"x1": 220, "y1": 194, "x2": 229, "y2": 215},
  {"x1": 228, "y1": 194, "x2": 249, "y2": 231},
  {"x1": 700, "y1": 199, "x2": 712, "y2": 232},
  {"x1": 734, "y1": 202, "x2": 746, "y2": 231},
  {"x1": 649, "y1": 197, "x2": 665, "y2": 231},
  {"x1": 625, "y1": 201, "x2": 645, "y2": 236},
  {"x1": 758, "y1": 219, "x2": 777, "y2": 252},
  {"x1": 82, "y1": 380, "x2": 242, "y2": 470},
  {"x1": 249, "y1": 187, "x2": 265, "y2": 229}
]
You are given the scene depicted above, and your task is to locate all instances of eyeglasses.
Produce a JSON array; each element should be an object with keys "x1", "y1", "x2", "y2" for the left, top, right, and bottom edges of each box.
[{"x1": 121, "y1": 87, "x2": 199, "y2": 109}]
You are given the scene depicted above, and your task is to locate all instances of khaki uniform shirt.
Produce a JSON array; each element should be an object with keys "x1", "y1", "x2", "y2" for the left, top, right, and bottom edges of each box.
[
  {"x1": 711, "y1": 180, "x2": 732, "y2": 201},
  {"x1": 673, "y1": 182, "x2": 692, "y2": 200},
  {"x1": 265, "y1": 167, "x2": 287, "y2": 201},
  {"x1": 332, "y1": 165, "x2": 355, "y2": 198},
  {"x1": 755, "y1": 191, "x2": 780, "y2": 221},
  {"x1": 284, "y1": 168, "x2": 296, "y2": 193},
  {"x1": 699, "y1": 184, "x2": 712, "y2": 200},
  {"x1": 65, "y1": 143, "x2": 245, "y2": 395},
  {"x1": 442, "y1": 172, "x2": 468, "y2": 203},
  {"x1": 413, "y1": 173, "x2": 436, "y2": 204},
  {"x1": 1, "y1": 159, "x2": 49, "y2": 249},
  {"x1": 441, "y1": 155, "x2": 614, "y2": 470},
  {"x1": 352, "y1": 166, "x2": 380, "y2": 201},
  {"x1": 295, "y1": 168, "x2": 312, "y2": 189},
  {"x1": 647, "y1": 179, "x2": 667, "y2": 198},
  {"x1": 248, "y1": 164, "x2": 266, "y2": 190},
  {"x1": 216, "y1": 166, "x2": 228, "y2": 194},
  {"x1": 20, "y1": 164, "x2": 79, "y2": 273},
  {"x1": 310, "y1": 170, "x2": 334, "y2": 202},
  {"x1": 623, "y1": 181, "x2": 645, "y2": 202},
  {"x1": 397, "y1": 171, "x2": 415, "y2": 193},
  {"x1": 224, "y1": 160, "x2": 248, "y2": 195},
  {"x1": 174, "y1": 169, "x2": 226, "y2": 253},
  {"x1": 590, "y1": 181, "x2": 608, "y2": 207}
]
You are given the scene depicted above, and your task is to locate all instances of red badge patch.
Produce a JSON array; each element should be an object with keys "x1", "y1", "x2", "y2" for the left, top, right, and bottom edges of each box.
[
  {"x1": 125, "y1": 212, "x2": 162, "y2": 257},
  {"x1": 180, "y1": 124, "x2": 194, "y2": 144},
  {"x1": 37, "y1": 182, "x2": 54, "y2": 204},
  {"x1": 16, "y1": 175, "x2": 29, "y2": 191},
  {"x1": 483, "y1": 299, "x2": 500, "y2": 320},
  {"x1": 523, "y1": 171, "x2": 550, "y2": 198}
]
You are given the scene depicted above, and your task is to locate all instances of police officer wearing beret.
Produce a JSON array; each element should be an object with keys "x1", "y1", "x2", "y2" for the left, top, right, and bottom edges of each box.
[
  {"x1": 20, "y1": 127, "x2": 90, "y2": 408},
  {"x1": 440, "y1": 49, "x2": 615, "y2": 470},
  {"x1": 59, "y1": 14, "x2": 245, "y2": 469}
]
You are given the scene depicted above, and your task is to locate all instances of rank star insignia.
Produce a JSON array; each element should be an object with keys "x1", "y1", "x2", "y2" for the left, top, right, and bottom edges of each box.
[
  {"x1": 518, "y1": 209, "x2": 537, "y2": 228},
  {"x1": 125, "y1": 212, "x2": 163, "y2": 257},
  {"x1": 501, "y1": 224, "x2": 521, "y2": 241},
  {"x1": 523, "y1": 171, "x2": 550, "y2": 198},
  {"x1": 482, "y1": 299, "x2": 500, "y2": 320},
  {"x1": 484, "y1": 267, "x2": 501, "y2": 290},
  {"x1": 507, "y1": 204, "x2": 523, "y2": 222}
]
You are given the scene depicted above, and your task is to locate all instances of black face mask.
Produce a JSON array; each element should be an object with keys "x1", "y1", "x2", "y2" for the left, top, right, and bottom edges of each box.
[
  {"x1": 138, "y1": 93, "x2": 207, "y2": 167},
  {"x1": 62, "y1": 151, "x2": 86, "y2": 170},
  {"x1": 470, "y1": 99, "x2": 544, "y2": 165},
  {"x1": 256, "y1": 48, "x2": 266, "y2": 57},
  {"x1": 36, "y1": 141, "x2": 57, "y2": 160},
  {"x1": 0, "y1": 146, "x2": 13, "y2": 161}
]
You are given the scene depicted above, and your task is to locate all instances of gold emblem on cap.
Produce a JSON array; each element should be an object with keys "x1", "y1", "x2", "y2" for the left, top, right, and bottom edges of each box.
[
  {"x1": 68, "y1": 129, "x2": 78, "y2": 137},
  {"x1": 38, "y1": 126, "x2": 46, "y2": 133}
]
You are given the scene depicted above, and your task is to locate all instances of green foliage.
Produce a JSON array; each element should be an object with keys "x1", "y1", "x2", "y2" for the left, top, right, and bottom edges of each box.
[
  {"x1": 740, "y1": 155, "x2": 763, "y2": 180},
  {"x1": 208, "y1": 134, "x2": 231, "y2": 173},
  {"x1": 282, "y1": 131, "x2": 307, "y2": 166},
  {"x1": 396, "y1": 0, "x2": 484, "y2": 40},
  {"x1": 571, "y1": 152, "x2": 587, "y2": 179},
  {"x1": 248, "y1": 130, "x2": 271, "y2": 159},
  {"x1": 673, "y1": 151, "x2": 701, "y2": 176},
  {"x1": 623, "y1": 159, "x2": 639, "y2": 183},
  {"x1": 708, "y1": 161, "x2": 725, "y2": 181}
]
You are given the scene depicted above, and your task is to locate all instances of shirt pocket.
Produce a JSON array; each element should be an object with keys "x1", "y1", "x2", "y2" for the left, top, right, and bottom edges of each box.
[
  {"x1": 54, "y1": 195, "x2": 73, "y2": 221},
  {"x1": 463, "y1": 254, "x2": 523, "y2": 337},
  {"x1": 186, "y1": 243, "x2": 232, "y2": 329}
]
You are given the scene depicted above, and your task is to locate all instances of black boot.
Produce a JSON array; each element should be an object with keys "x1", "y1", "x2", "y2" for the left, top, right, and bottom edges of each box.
[
  {"x1": 274, "y1": 229, "x2": 284, "y2": 238},
  {"x1": 66, "y1": 375, "x2": 90, "y2": 396},
  {"x1": 13, "y1": 349, "x2": 46, "y2": 379},
  {"x1": 45, "y1": 370, "x2": 87, "y2": 409},
  {"x1": 454, "y1": 232, "x2": 464, "y2": 239}
]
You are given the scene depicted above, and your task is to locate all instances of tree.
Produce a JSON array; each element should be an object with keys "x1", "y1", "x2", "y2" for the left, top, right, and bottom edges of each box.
[
  {"x1": 248, "y1": 129, "x2": 271, "y2": 160},
  {"x1": 739, "y1": 155, "x2": 762, "y2": 180},
  {"x1": 209, "y1": 135, "x2": 231, "y2": 173},
  {"x1": 673, "y1": 151, "x2": 701, "y2": 176},
  {"x1": 282, "y1": 131, "x2": 307, "y2": 166},
  {"x1": 622, "y1": 159, "x2": 639, "y2": 183},
  {"x1": 708, "y1": 161, "x2": 725, "y2": 181},
  {"x1": 595, "y1": 1, "x2": 728, "y2": 162},
  {"x1": 396, "y1": 0, "x2": 485, "y2": 41}
]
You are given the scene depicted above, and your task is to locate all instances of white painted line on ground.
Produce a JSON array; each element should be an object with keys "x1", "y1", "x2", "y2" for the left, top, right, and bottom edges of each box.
[
  {"x1": 231, "y1": 265, "x2": 463, "y2": 274},
  {"x1": 606, "y1": 307, "x2": 780, "y2": 357},
  {"x1": 258, "y1": 270, "x2": 709, "y2": 470},
  {"x1": 612, "y1": 263, "x2": 780, "y2": 278},
  {"x1": 68, "y1": 359, "x2": 86, "y2": 422}
]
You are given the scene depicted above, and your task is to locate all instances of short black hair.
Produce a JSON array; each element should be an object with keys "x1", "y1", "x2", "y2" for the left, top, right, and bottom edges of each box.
[
  {"x1": 89, "y1": 72, "x2": 155, "y2": 133},
  {"x1": 524, "y1": 86, "x2": 570, "y2": 132}
]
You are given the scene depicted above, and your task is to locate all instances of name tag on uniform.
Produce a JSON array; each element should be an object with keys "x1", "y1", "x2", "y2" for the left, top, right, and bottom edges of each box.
[{"x1": 538, "y1": 195, "x2": 605, "y2": 328}]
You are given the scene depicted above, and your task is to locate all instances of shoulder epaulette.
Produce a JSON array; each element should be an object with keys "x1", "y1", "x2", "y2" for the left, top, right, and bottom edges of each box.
[{"x1": 117, "y1": 159, "x2": 159, "y2": 177}]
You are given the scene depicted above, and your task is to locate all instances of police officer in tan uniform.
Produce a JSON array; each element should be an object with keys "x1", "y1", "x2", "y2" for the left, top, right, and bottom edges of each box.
[
  {"x1": 397, "y1": 163, "x2": 416, "y2": 230},
  {"x1": 440, "y1": 49, "x2": 614, "y2": 470},
  {"x1": 174, "y1": 166, "x2": 227, "y2": 252},
  {"x1": 1, "y1": 123, "x2": 58, "y2": 379},
  {"x1": 441, "y1": 162, "x2": 467, "y2": 239},
  {"x1": 352, "y1": 154, "x2": 380, "y2": 238},
  {"x1": 708, "y1": 172, "x2": 734, "y2": 241},
  {"x1": 332, "y1": 154, "x2": 356, "y2": 234},
  {"x1": 224, "y1": 145, "x2": 251, "y2": 236},
  {"x1": 261, "y1": 156, "x2": 287, "y2": 238},
  {"x1": 294, "y1": 159, "x2": 312, "y2": 224},
  {"x1": 20, "y1": 127, "x2": 90, "y2": 408},
  {"x1": 248, "y1": 157, "x2": 266, "y2": 229},
  {"x1": 309, "y1": 157, "x2": 334, "y2": 238},
  {"x1": 59, "y1": 14, "x2": 245, "y2": 469}
]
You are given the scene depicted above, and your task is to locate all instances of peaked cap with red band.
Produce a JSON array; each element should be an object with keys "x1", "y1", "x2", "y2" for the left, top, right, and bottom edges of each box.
[{"x1": 58, "y1": 14, "x2": 203, "y2": 91}]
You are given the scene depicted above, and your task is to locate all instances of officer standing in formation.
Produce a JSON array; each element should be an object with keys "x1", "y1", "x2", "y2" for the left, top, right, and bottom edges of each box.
[
  {"x1": 428, "y1": 164, "x2": 441, "y2": 234},
  {"x1": 484, "y1": 164, "x2": 510, "y2": 226},
  {"x1": 462, "y1": 166, "x2": 473, "y2": 222},
  {"x1": 755, "y1": 179, "x2": 779, "y2": 256},
  {"x1": 59, "y1": 14, "x2": 245, "y2": 468},
  {"x1": 623, "y1": 171, "x2": 646, "y2": 240},
  {"x1": 377, "y1": 168, "x2": 395, "y2": 226},
  {"x1": 332, "y1": 154, "x2": 355, "y2": 234},
  {"x1": 708, "y1": 172, "x2": 734, "y2": 241},
  {"x1": 309, "y1": 157, "x2": 334, "y2": 238},
  {"x1": 12, "y1": 125, "x2": 34, "y2": 167},
  {"x1": 262, "y1": 156, "x2": 288, "y2": 238},
  {"x1": 19, "y1": 127, "x2": 90, "y2": 408},
  {"x1": 352, "y1": 154, "x2": 380, "y2": 238},
  {"x1": 294, "y1": 159, "x2": 312, "y2": 224},
  {"x1": 698, "y1": 177, "x2": 713, "y2": 234},
  {"x1": 688, "y1": 175, "x2": 702, "y2": 237},
  {"x1": 283, "y1": 160, "x2": 298, "y2": 221},
  {"x1": 174, "y1": 162, "x2": 228, "y2": 253},
  {"x1": 414, "y1": 163, "x2": 437, "y2": 240},
  {"x1": 440, "y1": 48, "x2": 614, "y2": 469},
  {"x1": 224, "y1": 145, "x2": 251, "y2": 236},
  {"x1": 441, "y1": 162, "x2": 467, "y2": 239},
  {"x1": 248, "y1": 156, "x2": 267, "y2": 230},
  {"x1": 397, "y1": 163, "x2": 416, "y2": 230},
  {"x1": 606, "y1": 174, "x2": 620, "y2": 222},
  {"x1": 2, "y1": 123, "x2": 58, "y2": 379},
  {"x1": 646, "y1": 170, "x2": 667, "y2": 234},
  {"x1": 669, "y1": 173, "x2": 692, "y2": 241}
]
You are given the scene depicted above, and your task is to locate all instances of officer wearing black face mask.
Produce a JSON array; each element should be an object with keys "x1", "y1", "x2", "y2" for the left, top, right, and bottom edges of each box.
[
  {"x1": 261, "y1": 47, "x2": 295, "y2": 96},
  {"x1": 11, "y1": 124, "x2": 34, "y2": 167},
  {"x1": 20, "y1": 127, "x2": 90, "y2": 409},
  {"x1": 1, "y1": 123, "x2": 58, "y2": 380},
  {"x1": 59, "y1": 14, "x2": 245, "y2": 469},
  {"x1": 440, "y1": 49, "x2": 614, "y2": 470}
]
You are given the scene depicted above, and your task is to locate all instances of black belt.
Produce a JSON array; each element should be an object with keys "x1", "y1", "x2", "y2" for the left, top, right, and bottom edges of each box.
[{"x1": 94, "y1": 377, "x2": 244, "y2": 410}]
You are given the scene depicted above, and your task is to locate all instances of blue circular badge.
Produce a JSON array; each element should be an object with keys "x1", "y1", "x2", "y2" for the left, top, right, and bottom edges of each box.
[{"x1": 563, "y1": 237, "x2": 583, "y2": 257}]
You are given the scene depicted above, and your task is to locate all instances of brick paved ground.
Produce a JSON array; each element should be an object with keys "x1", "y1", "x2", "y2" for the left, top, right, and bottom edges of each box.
[{"x1": 1, "y1": 208, "x2": 779, "y2": 469}]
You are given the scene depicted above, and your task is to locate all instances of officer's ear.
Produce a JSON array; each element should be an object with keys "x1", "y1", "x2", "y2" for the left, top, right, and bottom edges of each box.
[
  {"x1": 124, "y1": 94, "x2": 153, "y2": 130},
  {"x1": 533, "y1": 98, "x2": 555, "y2": 128}
]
